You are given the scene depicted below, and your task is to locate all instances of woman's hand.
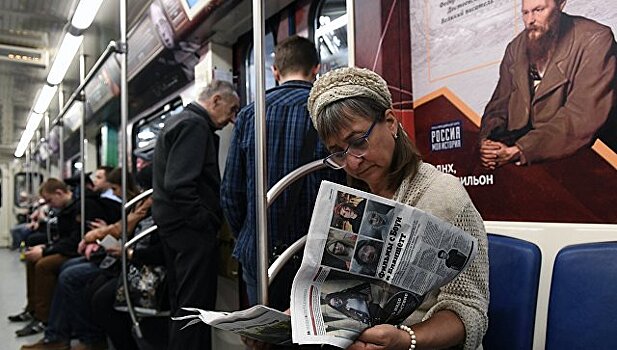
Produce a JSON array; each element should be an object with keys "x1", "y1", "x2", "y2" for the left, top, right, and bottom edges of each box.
[{"x1": 347, "y1": 324, "x2": 410, "y2": 350}]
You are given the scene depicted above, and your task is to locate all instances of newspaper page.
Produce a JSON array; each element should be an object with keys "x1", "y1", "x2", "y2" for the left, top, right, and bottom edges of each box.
[
  {"x1": 173, "y1": 305, "x2": 292, "y2": 345},
  {"x1": 290, "y1": 181, "x2": 477, "y2": 348}
]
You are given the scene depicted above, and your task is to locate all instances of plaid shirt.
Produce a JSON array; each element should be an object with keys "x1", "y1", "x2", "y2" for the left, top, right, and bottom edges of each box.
[{"x1": 221, "y1": 80, "x2": 345, "y2": 278}]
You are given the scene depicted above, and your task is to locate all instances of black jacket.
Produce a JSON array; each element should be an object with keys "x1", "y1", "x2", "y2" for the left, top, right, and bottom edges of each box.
[
  {"x1": 152, "y1": 102, "x2": 223, "y2": 234},
  {"x1": 43, "y1": 191, "x2": 122, "y2": 257}
]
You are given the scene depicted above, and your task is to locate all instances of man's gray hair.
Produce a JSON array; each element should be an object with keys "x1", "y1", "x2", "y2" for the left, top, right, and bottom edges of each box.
[{"x1": 197, "y1": 80, "x2": 237, "y2": 102}]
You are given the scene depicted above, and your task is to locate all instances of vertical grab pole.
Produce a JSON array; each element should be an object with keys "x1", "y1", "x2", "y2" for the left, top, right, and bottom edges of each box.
[
  {"x1": 118, "y1": 0, "x2": 142, "y2": 338},
  {"x1": 58, "y1": 86, "x2": 64, "y2": 178},
  {"x1": 45, "y1": 113, "x2": 50, "y2": 177},
  {"x1": 346, "y1": 0, "x2": 356, "y2": 67},
  {"x1": 79, "y1": 54, "x2": 86, "y2": 239},
  {"x1": 26, "y1": 146, "x2": 31, "y2": 202},
  {"x1": 253, "y1": 0, "x2": 269, "y2": 305}
]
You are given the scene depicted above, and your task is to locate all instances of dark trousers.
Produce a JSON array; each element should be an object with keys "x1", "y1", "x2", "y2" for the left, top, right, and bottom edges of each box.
[
  {"x1": 45, "y1": 257, "x2": 105, "y2": 344},
  {"x1": 26, "y1": 253, "x2": 69, "y2": 322},
  {"x1": 160, "y1": 227, "x2": 218, "y2": 350}
]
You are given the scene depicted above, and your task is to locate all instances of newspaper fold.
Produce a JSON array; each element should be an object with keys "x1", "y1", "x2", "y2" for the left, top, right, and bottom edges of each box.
[{"x1": 173, "y1": 306, "x2": 292, "y2": 345}]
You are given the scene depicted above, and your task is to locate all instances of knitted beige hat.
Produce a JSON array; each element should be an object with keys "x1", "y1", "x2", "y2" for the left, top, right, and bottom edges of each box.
[{"x1": 308, "y1": 67, "x2": 392, "y2": 127}]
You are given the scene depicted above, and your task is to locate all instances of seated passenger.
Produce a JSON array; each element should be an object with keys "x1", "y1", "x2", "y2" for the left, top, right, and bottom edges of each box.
[
  {"x1": 11, "y1": 175, "x2": 123, "y2": 339},
  {"x1": 9, "y1": 179, "x2": 79, "y2": 337},
  {"x1": 90, "y1": 216, "x2": 167, "y2": 350},
  {"x1": 20, "y1": 168, "x2": 139, "y2": 350},
  {"x1": 10, "y1": 199, "x2": 48, "y2": 250},
  {"x1": 307, "y1": 67, "x2": 489, "y2": 349},
  {"x1": 91, "y1": 159, "x2": 168, "y2": 350}
]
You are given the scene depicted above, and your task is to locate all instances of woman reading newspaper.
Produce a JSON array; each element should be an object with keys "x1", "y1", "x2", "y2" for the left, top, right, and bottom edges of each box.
[{"x1": 305, "y1": 67, "x2": 489, "y2": 350}]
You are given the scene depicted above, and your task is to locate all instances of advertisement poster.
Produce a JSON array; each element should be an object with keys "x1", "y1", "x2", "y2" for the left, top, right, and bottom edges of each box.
[{"x1": 410, "y1": 0, "x2": 617, "y2": 223}]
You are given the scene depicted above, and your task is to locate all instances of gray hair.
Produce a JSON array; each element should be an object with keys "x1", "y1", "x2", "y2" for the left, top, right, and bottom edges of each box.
[{"x1": 197, "y1": 80, "x2": 237, "y2": 102}]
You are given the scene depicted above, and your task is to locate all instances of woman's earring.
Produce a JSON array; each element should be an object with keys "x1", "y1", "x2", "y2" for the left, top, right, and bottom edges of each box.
[{"x1": 393, "y1": 132, "x2": 399, "y2": 140}]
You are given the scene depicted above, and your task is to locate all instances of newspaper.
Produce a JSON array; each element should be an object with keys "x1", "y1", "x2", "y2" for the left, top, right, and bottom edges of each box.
[
  {"x1": 174, "y1": 181, "x2": 477, "y2": 348},
  {"x1": 290, "y1": 181, "x2": 477, "y2": 348}
]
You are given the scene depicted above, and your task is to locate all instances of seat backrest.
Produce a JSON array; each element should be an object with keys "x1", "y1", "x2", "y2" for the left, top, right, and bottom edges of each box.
[
  {"x1": 546, "y1": 242, "x2": 617, "y2": 350},
  {"x1": 483, "y1": 234, "x2": 541, "y2": 350}
]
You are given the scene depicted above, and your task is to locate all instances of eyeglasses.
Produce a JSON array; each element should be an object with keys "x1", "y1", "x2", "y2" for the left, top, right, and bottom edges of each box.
[{"x1": 324, "y1": 119, "x2": 378, "y2": 170}]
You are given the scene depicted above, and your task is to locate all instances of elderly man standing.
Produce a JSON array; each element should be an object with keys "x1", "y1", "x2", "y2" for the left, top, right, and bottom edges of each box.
[
  {"x1": 479, "y1": 0, "x2": 617, "y2": 169},
  {"x1": 152, "y1": 80, "x2": 239, "y2": 350}
]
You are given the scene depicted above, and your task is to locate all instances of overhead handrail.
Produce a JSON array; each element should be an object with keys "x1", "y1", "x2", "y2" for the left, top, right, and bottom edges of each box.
[
  {"x1": 264, "y1": 159, "x2": 326, "y2": 284},
  {"x1": 50, "y1": 41, "x2": 118, "y2": 128}
]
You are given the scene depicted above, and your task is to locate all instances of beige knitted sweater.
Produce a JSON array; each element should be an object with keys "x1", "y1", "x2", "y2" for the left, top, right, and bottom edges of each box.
[{"x1": 393, "y1": 162, "x2": 489, "y2": 350}]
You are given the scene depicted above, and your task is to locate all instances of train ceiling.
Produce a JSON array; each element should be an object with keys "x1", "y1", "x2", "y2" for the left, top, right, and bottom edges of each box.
[{"x1": 0, "y1": 0, "x2": 148, "y2": 159}]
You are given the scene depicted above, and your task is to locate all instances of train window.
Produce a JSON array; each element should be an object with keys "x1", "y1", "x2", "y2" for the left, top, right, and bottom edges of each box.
[
  {"x1": 14, "y1": 172, "x2": 43, "y2": 208},
  {"x1": 245, "y1": 32, "x2": 277, "y2": 104},
  {"x1": 134, "y1": 103, "x2": 184, "y2": 150},
  {"x1": 97, "y1": 124, "x2": 119, "y2": 167},
  {"x1": 314, "y1": 0, "x2": 348, "y2": 74}
]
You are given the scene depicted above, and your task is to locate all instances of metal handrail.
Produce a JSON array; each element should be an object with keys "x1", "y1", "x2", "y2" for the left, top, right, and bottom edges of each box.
[
  {"x1": 267, "y1": 235, "x2": 306, "y2": 285},
  {"x1": 124, "y1": 224, "x2": 158, "y2": 248},
  {"x1": 124, "y1": 188, "x2": 153, "y2": 211},
  {"x1": 264, "y1": 159, "x2": 326, "y2": 285},
  {"x1": 120, "y1": 182, "x2": 152, "y2": 334},
  {"x1": 266, "y1": 159, "x2": 326, "y2": 205}
]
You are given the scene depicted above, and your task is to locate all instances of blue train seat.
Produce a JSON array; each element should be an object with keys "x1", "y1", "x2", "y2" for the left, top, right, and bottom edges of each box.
[
  {"x1": 546, "y1": 242, "x2": 617, "y2": 350},
  {"x1": 483, "y1": 234, "x2": 541, "y2": 350}
]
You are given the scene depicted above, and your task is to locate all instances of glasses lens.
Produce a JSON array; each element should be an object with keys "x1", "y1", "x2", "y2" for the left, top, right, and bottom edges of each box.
[
  {"x1": 324, "y1": 153, "x2": 346, "y2": 169},
  {"x1": 347, "y1": 138, "x2": 369, "y2": 157}
]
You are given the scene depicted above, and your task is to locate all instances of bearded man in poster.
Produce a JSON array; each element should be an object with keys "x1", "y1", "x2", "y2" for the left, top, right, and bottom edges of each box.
[{"x1": 479, "y1": 0, "x2": 617, "y2": 169}]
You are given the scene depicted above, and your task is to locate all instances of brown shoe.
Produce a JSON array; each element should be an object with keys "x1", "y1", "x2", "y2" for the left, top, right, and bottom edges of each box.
[{"x1": 20, "y1": 338, "x2": 69, "y2": 350}]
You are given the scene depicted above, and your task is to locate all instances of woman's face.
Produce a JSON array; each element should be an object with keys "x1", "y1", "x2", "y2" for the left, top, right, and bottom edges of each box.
[{"x1": 324, "y1": 111, "x2": 398, "y2": 194}]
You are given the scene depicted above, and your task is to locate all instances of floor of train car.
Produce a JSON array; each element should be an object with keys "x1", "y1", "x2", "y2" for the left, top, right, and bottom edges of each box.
[
  {"x1": 0, "y1": 248, "x2": 244, "y2": 349},
  {"x1": 0, "y1": 248, "x2": 39, "y2": 348}
]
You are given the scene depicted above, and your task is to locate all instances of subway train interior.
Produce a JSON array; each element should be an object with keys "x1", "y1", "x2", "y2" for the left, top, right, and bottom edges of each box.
[{"x1": 0, "y1": 0, "x2": 616, "y2": 349}]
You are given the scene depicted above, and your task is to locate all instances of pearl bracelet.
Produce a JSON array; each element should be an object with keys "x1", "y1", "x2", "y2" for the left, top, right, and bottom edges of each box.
[{"x1": 397, "y1": 324, "x2": 417, "y2": 350}]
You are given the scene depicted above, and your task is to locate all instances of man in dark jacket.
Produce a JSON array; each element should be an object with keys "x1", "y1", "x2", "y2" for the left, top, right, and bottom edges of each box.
[{"x1": 152, "y1": 80, "x2": 239, "y2": 350}]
